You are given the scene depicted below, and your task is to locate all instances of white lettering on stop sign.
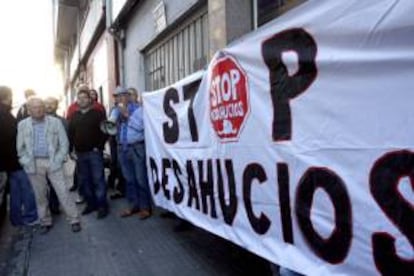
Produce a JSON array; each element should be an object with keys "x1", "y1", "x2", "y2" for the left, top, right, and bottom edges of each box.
[
  {"x1": 210, "y1": 54, "x2": 250, "y2": 142},
  {"x1": 211, "y1": 69, "x2": 241, "y2": 107}
]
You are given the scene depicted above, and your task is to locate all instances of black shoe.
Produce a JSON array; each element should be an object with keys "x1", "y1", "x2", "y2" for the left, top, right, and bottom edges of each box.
[
  {"x1": 50, "y1": 208, "x2": 61, "y2": 215},
  {"x1": 96, "y1": 208, "x2": 108, "y2": 219},
  {"x1": 69, "y1": 185, "x2": 77, "y2": 192},
  {"x1": 39, "y1": 225, "x2": 52, "y2": 235},
  {"x1": 81, "y1": 206, "x2": 96, "y2": 215},
  {"x1": 71, "y1": 223, "x2": 81, "y2": 233}
]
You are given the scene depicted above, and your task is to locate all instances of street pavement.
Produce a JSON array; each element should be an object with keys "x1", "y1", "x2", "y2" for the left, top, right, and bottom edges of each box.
[
  {"x1": 0, "y1": 197, "x2": 272, "y2": 276},
  {"x1": 0, "y1": 213, "x2": 31, "y2": 275}
]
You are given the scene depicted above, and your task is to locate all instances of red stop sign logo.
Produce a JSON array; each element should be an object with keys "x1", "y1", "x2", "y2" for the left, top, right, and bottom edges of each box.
[{"x1": 210, "y1": 54, "x2": 249, "y2": 142}]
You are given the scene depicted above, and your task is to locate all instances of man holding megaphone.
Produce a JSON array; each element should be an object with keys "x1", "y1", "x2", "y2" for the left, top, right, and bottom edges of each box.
[{"x1": 109, "y1": 86, "x2": 152, "y2": 220}]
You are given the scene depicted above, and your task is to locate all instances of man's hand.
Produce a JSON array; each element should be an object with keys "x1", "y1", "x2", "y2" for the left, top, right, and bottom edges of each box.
[{"x1": 118, "y1": 103, "x2": 129, "y2": 118}]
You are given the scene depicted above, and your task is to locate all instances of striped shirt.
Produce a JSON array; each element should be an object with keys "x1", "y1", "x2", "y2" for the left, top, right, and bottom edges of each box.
[{"x1": 32, "y1": 119, "x2": 49, "y2": 157}]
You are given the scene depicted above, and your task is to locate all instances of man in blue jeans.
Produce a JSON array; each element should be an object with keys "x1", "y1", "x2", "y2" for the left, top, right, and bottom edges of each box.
[
  {"x1": 0, "y1": 85, "x2": 37, "y2": 226},
  {"x1": 68, "y1": 87, "x2": 108, "y2": 219},
  {"x1": 110, "y1": 86, "x2": 152, "y2": 219}
]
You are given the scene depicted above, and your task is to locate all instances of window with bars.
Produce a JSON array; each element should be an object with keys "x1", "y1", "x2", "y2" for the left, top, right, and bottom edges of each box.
[
  {"x1": 253, "y1": 0, "x2": 307, "y2": 27},
  {"x1": 145, "y1": 11, "x2": 209, "y2": 91}
]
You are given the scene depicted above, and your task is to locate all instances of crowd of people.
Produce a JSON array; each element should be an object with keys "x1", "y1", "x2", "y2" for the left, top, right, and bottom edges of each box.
[
  {"x1": 0, "y1": 84, "x2": 303, "y2": 276},
  {"x1": 0, "y1": 84, "x2": 151, "y2": 235}
]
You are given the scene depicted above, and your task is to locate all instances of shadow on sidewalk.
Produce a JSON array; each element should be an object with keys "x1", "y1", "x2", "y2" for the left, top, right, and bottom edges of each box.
[
  {"x1": 0, "y1": 213, "x2": 33, "y2": 275},
  {"x1": 180, "y1": 222, "x2": 272, "y2": 275}
]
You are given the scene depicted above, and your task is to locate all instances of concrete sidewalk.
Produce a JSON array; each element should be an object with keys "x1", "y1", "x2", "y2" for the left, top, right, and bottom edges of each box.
[
  {"x1": 3, "y1": 198, "x2": 271, "y2": 276},
  {"x1": 0, "y1": 215, "x2": 32, "y2": 275}
]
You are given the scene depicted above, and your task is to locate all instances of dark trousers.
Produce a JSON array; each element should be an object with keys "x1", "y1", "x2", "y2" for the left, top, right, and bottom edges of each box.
[
  {"x1": 48, "y1": 182, "x2": 60, "y2": 213},
  {"x1": 108, "y1": 137, "x2": 125, "y2": 194},
  {"x1": 76, "y1": 151, "x2": 108, "y2": 210}
]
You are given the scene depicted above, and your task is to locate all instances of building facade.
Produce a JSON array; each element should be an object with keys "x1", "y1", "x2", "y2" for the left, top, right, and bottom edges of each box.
[
  {"x1": 53, "y1": 0, "x2": 117, "y2": 111},
  {"x1": 53, "y1": 0, "x2": 306, "y2": 109}
]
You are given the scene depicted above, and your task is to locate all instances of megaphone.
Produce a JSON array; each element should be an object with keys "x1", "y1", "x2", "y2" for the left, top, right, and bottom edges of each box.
[{"x1": 100, "y1": 120, "x2": 118, "y2": 136}]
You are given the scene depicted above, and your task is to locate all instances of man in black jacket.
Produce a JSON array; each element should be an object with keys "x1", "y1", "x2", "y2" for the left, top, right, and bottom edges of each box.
[
  {"x1": 0, "y1": 86, "x2": 37, "y2": 226},
  {"x1": 68, "y1": 88, "x2": 108, "y2": 219}
]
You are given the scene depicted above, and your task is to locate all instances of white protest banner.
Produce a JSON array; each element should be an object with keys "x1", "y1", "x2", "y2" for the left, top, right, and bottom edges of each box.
[{"x1": 143, "y1": 0, "x2": 414, "y2": 275}]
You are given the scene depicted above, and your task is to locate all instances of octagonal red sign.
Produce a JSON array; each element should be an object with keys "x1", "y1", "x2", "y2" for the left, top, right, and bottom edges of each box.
[{"x1": 209, "y1": 54, "x2": 250, "y2": 142}]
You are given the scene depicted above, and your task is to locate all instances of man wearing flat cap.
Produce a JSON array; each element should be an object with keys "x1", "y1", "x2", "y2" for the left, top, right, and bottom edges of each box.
[
  {"x1": 109, "y1": 86, "x2": 152, "y2": 219},
  {"x1": 17, "y1": 96, "x2": 81, "y2": 234}
]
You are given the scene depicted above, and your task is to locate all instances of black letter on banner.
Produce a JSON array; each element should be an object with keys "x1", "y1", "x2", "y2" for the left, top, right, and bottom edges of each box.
[
  {"x1": 183, "y1": 79, "x2": 201, "y2": 142},
  {"x1": 370, "y1": 150, "x2": 414, "y2": 275},
  {"x1": 149, "y1": 157, "x2": 160, "y2": 195},
  {"x1": 163, "y1": 88, "x2": 180, "y2": 143},
  {"x1": 278, "y1": 163, "x2": 294, "y2": 244},
  {"x1": 161, "y1": 158, "x2": 171, "y2": 200},
  {"x1": 172, "y1": 159, "x2": 184, "y2": 204},
  {"x1": 295, "y1": 167, "x2": 352, "y2": 264},
  {"x1": 262, "y1": 28, "x2": 317, "y2": 141},
  {"x1": 186, "y1": 160, "x2": 200, "y2": 210},
  {"x1": 217, "y1": 159, "x2": 238, "y2": 225},
  {"x1": 243, "y1": 163, "x2": 271, "y2": 235},
  {"x1": 198, "y1": 160, "x2": 217, "y2": 218}
]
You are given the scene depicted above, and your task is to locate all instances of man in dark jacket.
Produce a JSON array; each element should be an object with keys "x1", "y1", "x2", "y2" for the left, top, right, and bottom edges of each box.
[
  {"x1": 68, "y1": 88, "x2": 108, "y2": 219},
  {"x1": 0, "y1": 85, "x2": 37, "y2": 226}
]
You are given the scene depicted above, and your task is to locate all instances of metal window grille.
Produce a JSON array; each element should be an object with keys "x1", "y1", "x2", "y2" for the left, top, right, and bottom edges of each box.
[
  {"x1": 253, "y1": 0, "x2": 307, "y2": 28},
  {"x1": 145, "y1": 12, "x2": 209, "y2": 91}
]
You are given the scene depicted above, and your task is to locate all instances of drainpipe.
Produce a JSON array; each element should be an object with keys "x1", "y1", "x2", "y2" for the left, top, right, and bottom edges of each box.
[
  {"x1": 106, "y1": 0, "x2": 126, "y2": 86},
  {"x1": 110, "y1": 28, "x2": 126, "y2": 86}
]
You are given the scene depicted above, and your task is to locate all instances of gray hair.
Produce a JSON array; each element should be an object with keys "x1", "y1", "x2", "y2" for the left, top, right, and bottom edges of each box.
[
  {"x1": 27, "y1": 96, "x2": 45, "y2": 107},
  {"x1": 45, "y1": 96, "x2": 59, "y2": 105}
]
